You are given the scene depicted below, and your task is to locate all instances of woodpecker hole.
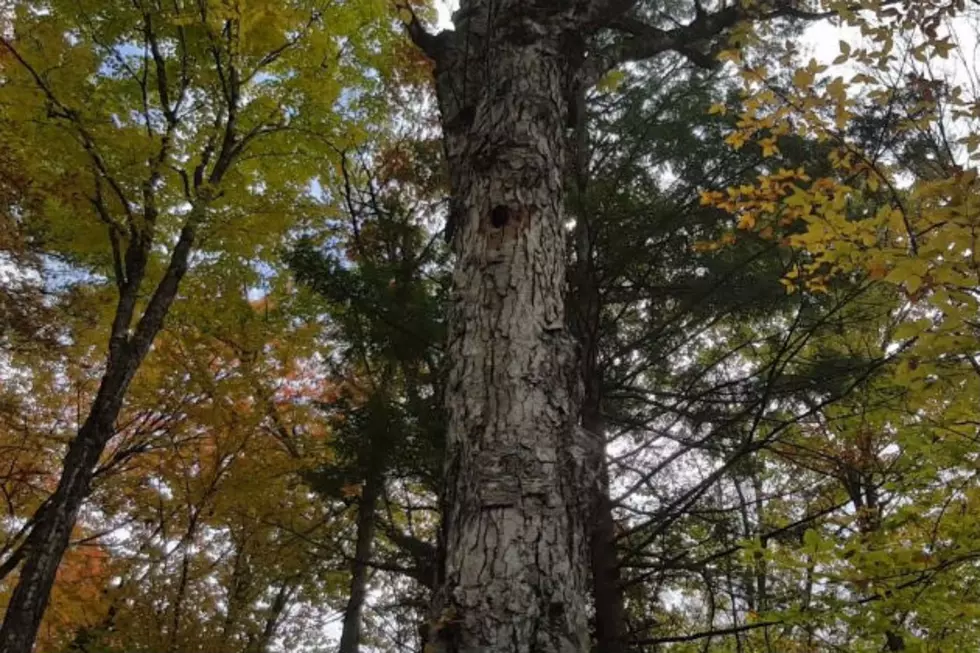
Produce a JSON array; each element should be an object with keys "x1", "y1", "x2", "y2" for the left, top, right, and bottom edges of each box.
[{"x1": 490, "y1": 205, "x2": 510, "y2": 229}]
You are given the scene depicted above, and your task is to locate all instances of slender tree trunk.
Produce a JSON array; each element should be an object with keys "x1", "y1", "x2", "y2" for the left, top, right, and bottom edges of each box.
[
  {"x1": 425, "y1": 3, "x2": 592, "y2": 651},
  {"x1": 0, "y1": 379, "x2": 132, "y2": 653},
  {"x1": 338, "y1": 472, "x2": 382, "y2": 653},
  {"x1": 583, "y1": 414, "x2": 625, "y2": 653},
  {"x1": 569, "y1": 86, "x2": 628, "y2": 653},
  {"x1": 245, "y1": 581, "x2": 293, "y2": 653},
  {"x1": 0, "y1": 223, "x2": 198, "y2": 653}
]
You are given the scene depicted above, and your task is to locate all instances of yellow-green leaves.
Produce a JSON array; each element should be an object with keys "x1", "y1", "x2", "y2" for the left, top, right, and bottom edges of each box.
[
  {"x1": 703, "y1": 0, "x2": 979, "y2": 363},
  {"x1": 792, "y1": 59, "x2": 827, "y2": 90},
  {"x1": 0, "y1": 2, "x2": 406, "y2": 645},
  {"x1": 597, "y1": 69, "x2": 626, "y2": 93}
]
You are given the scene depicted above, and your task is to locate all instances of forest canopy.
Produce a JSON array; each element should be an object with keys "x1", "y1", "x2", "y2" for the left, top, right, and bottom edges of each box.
[{"x1": 0, "y1": 1, "x2": 978, "y2": 652}]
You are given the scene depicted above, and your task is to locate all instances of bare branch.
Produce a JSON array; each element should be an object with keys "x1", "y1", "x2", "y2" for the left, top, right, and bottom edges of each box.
[
  {"x1": 633, "y1": 620, "x2": 782, "y2": 646},
  {"x1": 579, "y1": 4, "x2": 742, "y2": 86}
]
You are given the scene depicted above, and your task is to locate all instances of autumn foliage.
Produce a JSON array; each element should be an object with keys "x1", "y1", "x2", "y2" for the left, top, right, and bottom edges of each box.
[{"x1": 1, "y1": 0, "x2": 980, "y2": 652}]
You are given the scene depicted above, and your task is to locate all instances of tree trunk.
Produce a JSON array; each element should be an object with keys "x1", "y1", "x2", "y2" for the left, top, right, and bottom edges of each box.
[
  {"x1": 0, "y1": 224, "x2": 197, "y2": 653},
  {"x1": 583, "y1": 415, "x2": 625, "y2": 653},
  {"x1": 0, "y1": 378, "x2": 133, "y2": 653},
  {"x1": 569, "y1": 87, "x2": 627, "y2": 653},
  {"x1": 245, "y1": 580, "x2": 293, "y2": 653},
  {"x1": 425, "y1": 3, "x2": 592, "y2": 651},
  {"x1": 338, "y1": 472, "x2": 382, "y2": 653}
]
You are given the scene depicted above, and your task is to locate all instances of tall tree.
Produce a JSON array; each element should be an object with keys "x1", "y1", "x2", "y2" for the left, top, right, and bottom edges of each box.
[
  {"x1": 0, "y1": 2, "x2": 392, "y2": 650},
  {"x1": 290, "y1": 141, "x2": 448, "y2": 652},
  {"x1": 402, "y1": 1, "x2": 830, "y2": 650}
]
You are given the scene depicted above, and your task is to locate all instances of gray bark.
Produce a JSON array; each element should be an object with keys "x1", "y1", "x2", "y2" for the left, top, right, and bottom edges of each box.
[
  {"x1": 401, "y1": 2, "x2": 816, "y2": 650},
  {"x1": 424, "y1": 3, "x2": 594, "y2": 651}
]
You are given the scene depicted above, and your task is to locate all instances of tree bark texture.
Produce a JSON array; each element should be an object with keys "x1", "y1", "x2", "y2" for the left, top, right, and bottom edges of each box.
[
  {"x1": 338, "y1": 473, "x2": 382, "y2": 653},
  {"x1": 403, "y1": 0, "x2": 819, "y2": 648},
  {"x1": 425, "y1": 3, "x2": 595, "y2": 652}
]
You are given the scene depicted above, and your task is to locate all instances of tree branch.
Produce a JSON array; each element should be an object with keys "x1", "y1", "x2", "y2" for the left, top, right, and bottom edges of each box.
[
  {"x1": 579, "y1": 1, "x2": 839, "y2": 88},
  {"x1": 633, "y1": 620, "x2": 782, "y2": 645},
  {"x1": 394, "y1": 0, "x2": 447, "y2": 62},
  {"x1": 0, "y1": 36, "x2": 136, "y2": 230},
  {"x1": 580, "y1": 5, "x2": 741, "y2": 86}
]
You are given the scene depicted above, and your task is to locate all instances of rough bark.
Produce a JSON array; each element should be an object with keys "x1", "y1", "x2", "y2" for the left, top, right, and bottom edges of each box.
[
  {"x1": 400, "y1": 2, "x2": 824, "y2": 651},
  {"x1": 0, "y1": 419, "x2": 111, "y2": 653},
  {"x1": 423, "y1": 3, "x2": 593, "y2": 651},
  {"x1": 338, "y1": 473, "x2": 382, "y2": 653}
]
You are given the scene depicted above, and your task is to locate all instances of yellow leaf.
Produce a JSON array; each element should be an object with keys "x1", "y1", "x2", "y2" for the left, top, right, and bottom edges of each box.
[
  {"x1": 760, "y1": 137, "x2": 779, "y2": 157},
  {"x1": 827, "y1": 77, "x2": 847, "y2": 103},
  {"x1": 906, "y1": 274, "x2": 923, "y2": 294},
  {"x1": 793, "y1": 68, "x2": 815, "y2": 89},
  {"x1": 717, "y1": 49, "x2": 742, "y2": 64},
  {"x1": 725, "y1": 131, "x2": 748, "y2": 150}
]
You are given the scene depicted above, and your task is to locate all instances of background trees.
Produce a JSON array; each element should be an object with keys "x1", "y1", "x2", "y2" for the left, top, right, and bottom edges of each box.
[
  {"x1": 0, "y1": 1, "x2": 978, "y2": 652},
  {"x1": 0, "y1": 0, "x2": 400, "y2": 650}
]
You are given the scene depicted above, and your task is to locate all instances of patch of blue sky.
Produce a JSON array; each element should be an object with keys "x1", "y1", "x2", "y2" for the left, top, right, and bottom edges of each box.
[
  {"x1": 308, "y1": 177, "x2": 326, "y2": 201},
  {"x1": 40, "y1": 255, "x2": 105, "y2": 293},
  {"x1": 246, "y1": 259, "x2": 277, "y2": 302},
  {"x1": 96, "y1": 41, "x2": 145, "y2": 79}
]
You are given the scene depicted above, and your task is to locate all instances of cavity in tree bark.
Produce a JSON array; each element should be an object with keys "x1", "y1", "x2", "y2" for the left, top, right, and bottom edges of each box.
[
  {"x1": 402, "y1": 2, "x2": 826, "y2": 650},
  {"x1": 421, "y1": 3, "x2": 594, "y2": 651}
]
